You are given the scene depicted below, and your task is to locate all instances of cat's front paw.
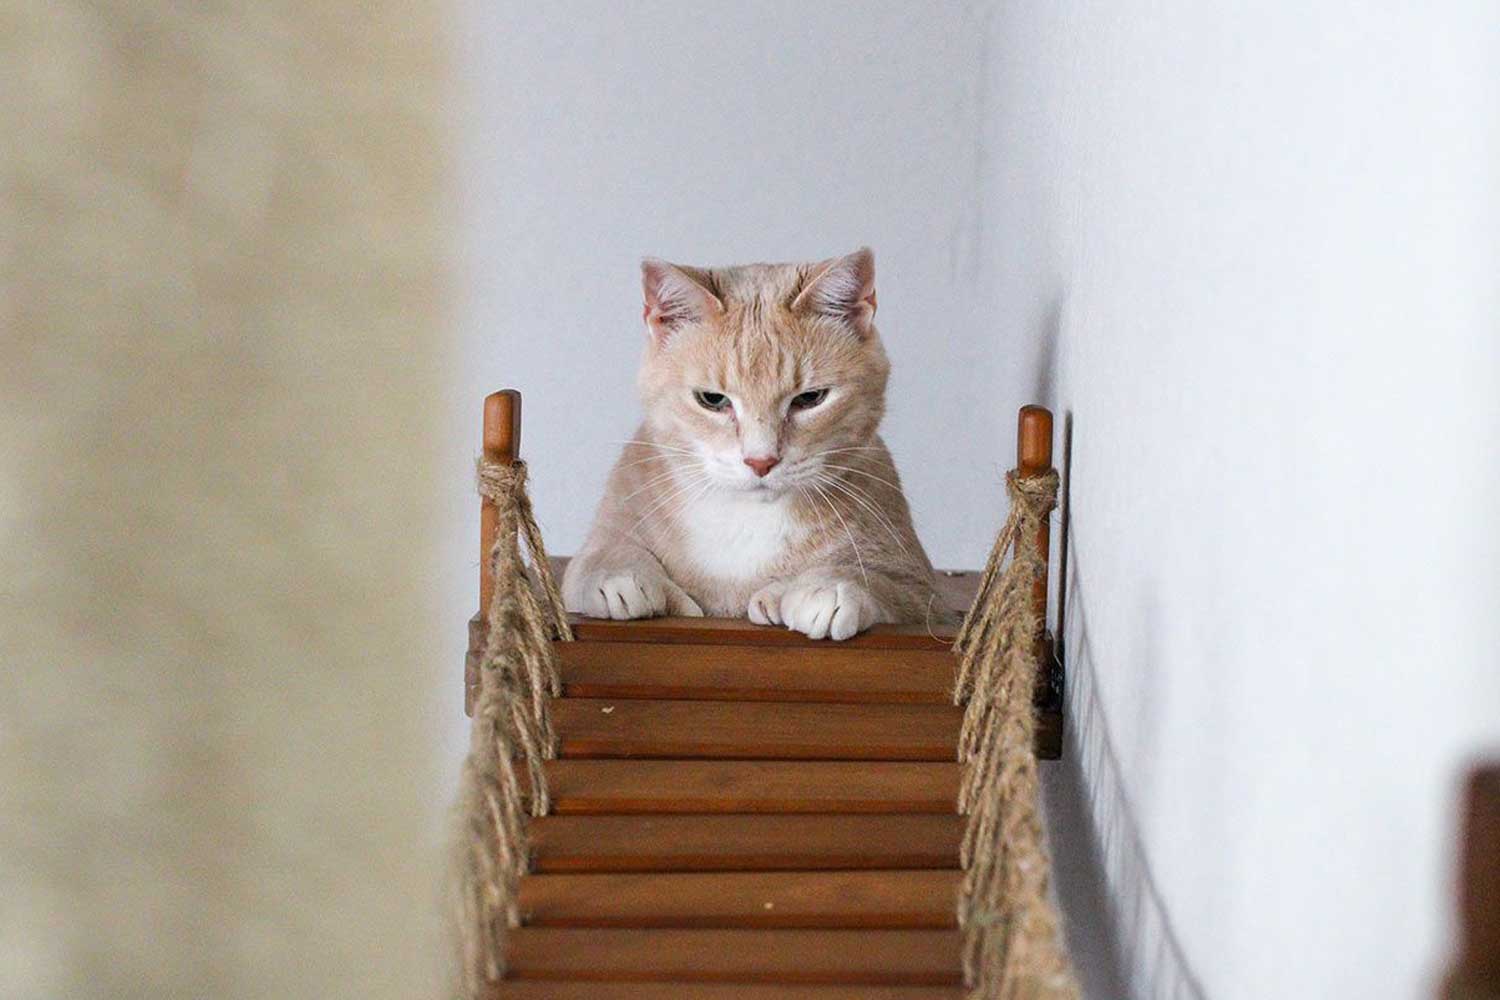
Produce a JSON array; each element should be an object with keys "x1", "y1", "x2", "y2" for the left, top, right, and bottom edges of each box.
[
  {"x1": 747, "y1": 580, "x2": 789, "y2": 626},
  {"x1": 566, "y1": 568, "x2": 704, "y2": 620},
  {"x1": 778, "y1": 576, "x2": 884, "y2": 641}
]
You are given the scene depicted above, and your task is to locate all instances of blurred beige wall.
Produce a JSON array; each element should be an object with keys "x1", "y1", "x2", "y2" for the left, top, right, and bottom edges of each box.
[{"x1": 3, "y1": 4, "x2": 450, "y2": 997}]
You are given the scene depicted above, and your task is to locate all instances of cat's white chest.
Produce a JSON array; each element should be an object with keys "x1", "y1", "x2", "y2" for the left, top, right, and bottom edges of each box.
[{"x1": 679, "y1": 491, "x2": 797, "y2": 582}]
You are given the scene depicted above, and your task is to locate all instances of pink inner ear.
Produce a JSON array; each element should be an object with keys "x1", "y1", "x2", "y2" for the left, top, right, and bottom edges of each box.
[
  {"x1": 792, "y1": 250, "x2": 877, "y2": 331},
  {"x1": 641, "y1": 260, "x2": 723, "y2": 341}
]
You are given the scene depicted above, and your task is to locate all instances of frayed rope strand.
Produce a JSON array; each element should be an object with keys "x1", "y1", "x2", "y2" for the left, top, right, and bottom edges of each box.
[
  {"x1": 954, "y1": 469, "x2": 1078, "y2": 1000},
  {"x1": 453, "y1": 458, "x2": 573, "y2": 998}
]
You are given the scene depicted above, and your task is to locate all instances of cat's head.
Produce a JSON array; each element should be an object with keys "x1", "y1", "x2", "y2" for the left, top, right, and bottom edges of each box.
[{"x1": 636, "y1": 248, "x2": 890, "y2": 496}]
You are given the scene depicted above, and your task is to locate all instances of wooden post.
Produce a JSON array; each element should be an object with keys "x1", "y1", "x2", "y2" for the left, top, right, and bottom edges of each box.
[
  {"x1": 1015, "y1": 405, "x2": 1053, "y2": 630},
  {"x1": 1016, "y1": 405, "x2": 1063, "y2": 758},
  {"x1": 479, "y1": 389, "x2": 522, "y2": 616},
  {"x1": 469, "y1": 389, "x2": 521, "y2": 715},
  {"x1": 1447, "y1": 762, "x2": 1500, "y2": 996}
]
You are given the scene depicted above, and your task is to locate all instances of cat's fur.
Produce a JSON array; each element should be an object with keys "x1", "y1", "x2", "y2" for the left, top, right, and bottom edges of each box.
[{"x1": 562, "y1": 248, "x2": 937, "y2": 640}]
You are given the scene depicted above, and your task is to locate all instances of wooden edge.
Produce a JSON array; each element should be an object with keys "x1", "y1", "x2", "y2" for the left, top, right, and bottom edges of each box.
[
  {"x1": 472, "y1": 388, "x2": 522, "y2": 716},
  {"x1": 463, "y1": 623, "x2": 1061, "y2": 758},
  {"x1": 1447, "y1": 761, "x2": 1500, "y2": 995},
  {"x1": 1016, "y1": 406, "x2": 1062, "y2": 758},
  {"x1": 567, "y1": 616, "x2": 959, "y2": 650}
]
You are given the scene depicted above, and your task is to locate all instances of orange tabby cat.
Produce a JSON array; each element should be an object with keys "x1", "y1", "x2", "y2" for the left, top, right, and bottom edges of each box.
[{"x1": 562, "y1": 248, "x2": 937, "y2": 640}]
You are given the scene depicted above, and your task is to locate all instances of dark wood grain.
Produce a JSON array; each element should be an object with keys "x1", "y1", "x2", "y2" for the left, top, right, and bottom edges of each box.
[
  {"x1": 1448, "y1": 762, "x2": 1500, "y2": 994},
  {"x1": 529, "y1": 814, "x2": 964, "y2": 873},
  {"x1": 553, "y1": 699, "x2": 961, "y2": 761},
  {"x1": 539, "y1": 760, "x2": 961, "y2": 815},
  {"x1": 569, "y1": 615, "x2": 959, "y2": 650},
  {"x1": 517, "y1": 870, "x2": 961, "y2": 929},
  {"x1": 559, "y1": 640, "x2": 957, "y2": 704},
  {"x1": 488, "y1": 985, "x2": 963, "y2": 1000},
  {"x1": 503, "y1": 928, "x2": 965, "y2": 986}
]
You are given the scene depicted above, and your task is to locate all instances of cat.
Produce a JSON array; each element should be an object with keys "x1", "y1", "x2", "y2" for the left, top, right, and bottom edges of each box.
[{"x1": 562, "y1": 248, "x2": 938, "y2": 640}]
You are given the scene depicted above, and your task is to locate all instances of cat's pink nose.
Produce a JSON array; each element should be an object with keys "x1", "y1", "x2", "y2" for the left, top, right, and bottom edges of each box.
[{"x1": 743, "y1": 455, "x2": 780, "y2": 478}]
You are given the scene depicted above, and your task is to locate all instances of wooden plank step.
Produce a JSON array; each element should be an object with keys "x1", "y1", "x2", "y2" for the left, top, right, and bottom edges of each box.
[
  {"x1": 541, "y1": 761, "x2": 960, "y2": 814},
  {"x1": 517, "y1": 870, "x2": 960, "y2": 929},
  {"x1": 553, "y1": 700, "x2": 960, "y2": 761},
  {"x1": 504, "y1": 928, "x2": 964, "y2": 986},
  {"x1": 559, "y1": 640, "x2": 956, "y2": 704},
  {"x1": 568, "y1": 616, "x2": 958, "y2": 650},
  {"x1": 529, "y1": 814, "x2": 964, "y2": 873},
  {"x1": 488, "y1": 984, "x2": 964, "y2": 999}
]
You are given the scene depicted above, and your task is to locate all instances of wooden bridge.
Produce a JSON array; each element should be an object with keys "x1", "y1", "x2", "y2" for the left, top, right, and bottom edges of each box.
[{"x1": 466, "y1": 392, "x2": 1064, "y2": 997}]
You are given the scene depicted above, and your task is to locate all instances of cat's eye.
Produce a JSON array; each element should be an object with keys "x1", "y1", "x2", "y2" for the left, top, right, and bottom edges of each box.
[
  {"x1": 694, "y1": 390, "x2": 731, "y2": 412},
  {"x1": 790, "y1": 388, "x2": 829, "y2": 410}
]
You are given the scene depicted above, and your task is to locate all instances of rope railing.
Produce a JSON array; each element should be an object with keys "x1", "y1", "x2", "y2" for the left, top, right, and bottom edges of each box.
[
  {"x1": 451, "y1": 390, "x2": 1078, "y2": 999},
  {"x1": 453, "y1": 392, "x2": 571, "y2": 998},
  {"x1": 953, "y1": 407, "x2": 1080, "y2": 1000}
]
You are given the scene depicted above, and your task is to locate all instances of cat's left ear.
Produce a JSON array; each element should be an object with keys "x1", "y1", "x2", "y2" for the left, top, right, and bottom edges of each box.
[
  {"x1": 641, "y1": 259, "x2": 723, "y2": 344},
  {"x1": 791, "y1": 247, "x2": 877, "y2": 337}
]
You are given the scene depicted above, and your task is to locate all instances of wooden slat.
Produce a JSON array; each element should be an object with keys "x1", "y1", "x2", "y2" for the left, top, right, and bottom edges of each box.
[
  {"x1": 541, "y1": 760, "x2": 960, "y2": 814},
  {"x1": 489, "y1": 982, "x2": 964, "y2": 999},
  {"x1": 559, "y1": 640, "x2": 956, "y2": 704},
  {"x1": 518, "y1": 870, "x2": 960, "y2": 929},
  {"x1": 529, "y1": 814, "x2": 964, "y2": 873},
  {"x1": 569, "y1": 616, "x2": 958, "y2": 650},
  {"x1": 553, "y1": 700, "x2": 960, "y2": 761},
  {"x1": 541, "y1": 556, "x2": 980, "y2": 618},
  {"x1": 504, "y1": 928, "x2": 964, "y2": 986}
]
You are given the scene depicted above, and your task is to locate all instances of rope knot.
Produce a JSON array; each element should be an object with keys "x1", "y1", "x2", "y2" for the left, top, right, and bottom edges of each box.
[
  {"x1": 477, "y1": 458, "x2": 528, "y2": 503},
  {"x1": 1004, "y1": 468, "x2": 1060, "y2": 519}
]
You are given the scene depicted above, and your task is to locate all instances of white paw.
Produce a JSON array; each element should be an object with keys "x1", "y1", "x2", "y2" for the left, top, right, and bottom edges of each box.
[
  {"x1": 747, "y1": 580, "x2": 788, "y2": 626},
  {"x1": 566, "y1": 569, "x2": 704, "y2": 620},
  {"x1": 779, "y1": 578, "x2": 883, "y2": 641}
]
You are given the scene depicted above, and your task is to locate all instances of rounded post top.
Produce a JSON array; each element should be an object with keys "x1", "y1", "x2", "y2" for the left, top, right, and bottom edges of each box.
[
  {"x1": 483, "y1": 389, "x2": 522, "y2": 465},
  {"x1": 1017, "y1": 405, "x2": 1053, "y2": 476}
]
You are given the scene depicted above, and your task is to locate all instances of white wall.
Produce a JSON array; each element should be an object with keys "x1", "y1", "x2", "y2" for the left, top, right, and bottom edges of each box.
[
  {"x1": 447, "y1": 0, "x2": 1012, "y2": 570},
  {"x1": 448, "y1": 4, "x2": 1500, "y2": 997},
  {"x1": 442, "y1": 0, "x2": 1025, "y2": 750},
  {"x1": 984, "y1": 3, "x2": 1500, "y2": 998}
]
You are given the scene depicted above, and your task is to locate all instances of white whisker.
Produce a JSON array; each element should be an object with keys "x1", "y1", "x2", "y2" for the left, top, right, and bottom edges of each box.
[
  {"x1": 629, "y1": 477, "x2": 715, "y2": 547},
  {"x1": 815, "y1": 473, "x2": 912, "y2": 558},
  {"x1": 612, "y1": 440, "x2": 700, "y2": 457},
  {"x1": 623, "y1": 465, "x2": 689, "y2": 501},
  {"x1": 796, "y1": 484, "x2": 831, "y2": 541},
  {"x1": 615, "y1": 453, "x2": 690, "y2": 472},
  {"x1": 806, "y1": 446, "x2": 888, "y2": 457},
  {"x1": 628, "y1": 472, "x2": 711, "y2": 539},
  {"x1": 821, "y1": 463, "x2": 903, "y2": 494},
  {"x1": 809, "y1": 480, "x2": 869, "y2": 591}
]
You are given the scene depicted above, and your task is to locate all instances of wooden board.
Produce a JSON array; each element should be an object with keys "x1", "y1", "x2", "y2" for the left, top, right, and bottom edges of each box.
[
  {"x1": 553, "y1": 699, "x2": 961, "y2": 761},
  {"x1": 517, "y1": 870, "x2": 961, "y2": 929},
  {"x1": 541, "y1": 760, "x2": 961, "y2": 815},
  {"x1": 528, "y1": 814, "x2": 964, "y2": 873},
  {"x1": 488, "y1": 985, "x2": 963, "y2": 1000},
  {"x1": 541, "y1": 556, "x2": 981, "y2": 619},
  {"x1": 503, "y1": 928, "x2": 965, "y2": 986},
  {"x1": 568, "y1": 616, "x2": 959, "y2": 650},
  {"x1": 559, "y1": 640, "x2": 957, "y2": 704}
]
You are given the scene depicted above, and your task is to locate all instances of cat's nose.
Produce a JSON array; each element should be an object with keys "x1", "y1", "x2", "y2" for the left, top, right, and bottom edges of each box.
[{"x1": 743, "y1": 455, "x2": 780, "y2": 478}]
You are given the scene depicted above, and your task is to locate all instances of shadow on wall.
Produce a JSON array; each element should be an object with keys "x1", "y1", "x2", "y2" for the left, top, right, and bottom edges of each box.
[{"x1": 1040, "y1": 411, "x2": 1207, "y2": 1000}]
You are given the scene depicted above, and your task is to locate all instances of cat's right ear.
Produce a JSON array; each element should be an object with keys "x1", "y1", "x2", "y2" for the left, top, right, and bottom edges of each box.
[{"x1": 641, "y1": 259, "x2": 723, "y2": 344}]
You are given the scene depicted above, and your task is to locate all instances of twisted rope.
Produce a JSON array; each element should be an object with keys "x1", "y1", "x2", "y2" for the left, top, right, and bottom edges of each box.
[
  {"x1": 953, "y1": 468, "x2": 1079, "y2": 1000},
  {"x1": 454, "y1": 458, "x2": 572, "y2": 997}
]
